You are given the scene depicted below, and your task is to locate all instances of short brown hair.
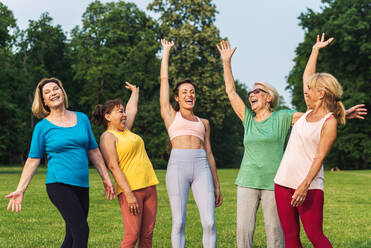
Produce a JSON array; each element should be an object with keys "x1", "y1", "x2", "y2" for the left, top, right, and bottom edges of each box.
[{"x1": 32, "y1": 78, "x2": 69, "y2": 118}]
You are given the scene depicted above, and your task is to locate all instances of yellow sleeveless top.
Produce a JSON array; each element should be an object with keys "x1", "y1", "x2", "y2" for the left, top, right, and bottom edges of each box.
[{"x1": 107, "y1": 129, "x2": 158, "y2": 195}]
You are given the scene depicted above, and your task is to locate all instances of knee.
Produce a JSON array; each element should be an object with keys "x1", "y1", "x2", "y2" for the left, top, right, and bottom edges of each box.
[
  {"x1": 266, "y1": 221, "x2": 282, "y2": 235},
  {"x1": 237, "y1": 221, "x2": 253, "y2": 235},
  {"x1": 122, "y1": 232, "x2": 139, "y2": 247},
  {"x1": 306, "y1": 231, "x2": 327, "y2": 246},
  {"x1": 202, "y1": 219, "x2": 216, "y2": 233},
  {"x1": 140, "y1": 227, "x2": 154, "y2": 240},
  {"x1": 172, "y1": 219, "x2": 186, "y2": 233},
  {"x1": 78, "y1": 221, "x2": 89, "y2": 238}
]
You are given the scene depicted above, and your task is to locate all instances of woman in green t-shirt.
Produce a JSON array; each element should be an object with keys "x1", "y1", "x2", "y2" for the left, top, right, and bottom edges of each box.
[{"x1": 216, "y1": 40, "x2": 366, "y2": 248}]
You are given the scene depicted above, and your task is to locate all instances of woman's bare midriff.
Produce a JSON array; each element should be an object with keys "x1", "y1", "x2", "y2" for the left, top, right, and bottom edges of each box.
[{"x1": 171, "y1": 135, "x2": 205, "y2": 149}]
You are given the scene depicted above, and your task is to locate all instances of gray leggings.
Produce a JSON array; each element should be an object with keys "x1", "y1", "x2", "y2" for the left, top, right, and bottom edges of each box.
[
  {"x1": 236, "y1": 186, "x2": 283, "y2": 248},
  {"x1": 166, "y1": 149, "x2": 216, "y2": 248}
]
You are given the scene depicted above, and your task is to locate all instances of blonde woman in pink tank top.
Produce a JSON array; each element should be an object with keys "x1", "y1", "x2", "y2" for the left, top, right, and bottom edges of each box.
[
  {"x1": 273, "y1": 34, "x2": 367, "y2": 248},
  {"x1": 160, "y1": 39, "x2": 222, "y2": 248}
]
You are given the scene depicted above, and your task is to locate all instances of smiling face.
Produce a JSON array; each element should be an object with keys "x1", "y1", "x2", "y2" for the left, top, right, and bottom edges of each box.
[
  {"x1": 248, "y1": 85, "x2": 272, "y2": 112},
  {"x1": 304, "y1": 84, "x2": 324, "y2": 109},
  {"x1": 105, "y1": 104, "x2": 127, "y2": 131},
  {"x1": 41, "y1": 82, "x2": 65, "y2": 109},
  {"x1": 175, "y1": 83, "x2": 196, "y2": 110}
]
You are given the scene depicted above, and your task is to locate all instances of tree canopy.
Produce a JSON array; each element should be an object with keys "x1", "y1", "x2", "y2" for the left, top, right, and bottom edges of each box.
[
  {"x1": 0, "y1": 0, "x2": 368, "y2": 170},
  {"x1": 287, "y1": 0, "x2": 370, "y2": 169}
]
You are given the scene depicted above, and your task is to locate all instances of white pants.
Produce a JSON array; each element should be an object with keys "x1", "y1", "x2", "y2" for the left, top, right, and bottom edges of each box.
[{"x1": 236, "y1": 186, "x2": 283, "y2": 248}]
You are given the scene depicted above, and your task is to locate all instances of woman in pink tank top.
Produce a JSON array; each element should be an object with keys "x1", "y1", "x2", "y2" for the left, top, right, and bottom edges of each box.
[
  {"x1": 160, "y1": 39, "x2": 222, "y2": 248},
  {"x1": 273, "y1": 34, "x2": 360, "y2": 248}
]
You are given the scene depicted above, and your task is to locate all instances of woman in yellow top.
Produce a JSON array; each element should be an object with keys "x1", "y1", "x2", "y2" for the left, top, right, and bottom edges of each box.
[{"x1": 92, "y1": 82, "x2": 159, "y2": 248}]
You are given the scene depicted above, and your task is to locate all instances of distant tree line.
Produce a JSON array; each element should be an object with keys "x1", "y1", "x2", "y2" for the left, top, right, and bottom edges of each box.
[
  {"x1": 0, "y1": 0, "x2": 369, "y2": 169},
  {"x1": 0, "y1": 0, "x2": 249, "y2": 168}
]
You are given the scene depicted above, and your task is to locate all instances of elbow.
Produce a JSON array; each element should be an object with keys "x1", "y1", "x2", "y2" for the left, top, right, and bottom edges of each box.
[
  {"x1": 225, "y1": 87, "x2": 235, "y2": 95},
  {"x1": 106, "y1": 162, "x2": 118, "y2": 172},
  {"x1": 160, "y1": 77, "x2": 168, "y2": 83}
]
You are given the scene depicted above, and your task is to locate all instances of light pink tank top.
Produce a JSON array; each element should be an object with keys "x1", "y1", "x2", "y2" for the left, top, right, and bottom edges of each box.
[
  {"x1": 274, "y1": 110, "x2": 333, "y2": 191},
  {"x1": 167, "y1": 112, "x2": 205, "y2": 142}
]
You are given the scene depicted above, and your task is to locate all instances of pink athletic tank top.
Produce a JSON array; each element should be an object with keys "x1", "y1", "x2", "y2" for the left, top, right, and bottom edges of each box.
[
  {"x1": 167, "y1": 112, "x2": 205, "y2": 142},
  {"x1": 274, "y1": 110, "x2": 333, "y2": 191}
]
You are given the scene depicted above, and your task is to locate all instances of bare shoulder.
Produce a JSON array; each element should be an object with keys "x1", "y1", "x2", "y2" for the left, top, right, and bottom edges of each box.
[
  {"x1": 322, "y1": 115, "x2": 337, "y2": 133},
  {"x1": 200, "y1": 118, "x2": 210, "y2": 128},
  {"x1": 100, "y1": 131, "x2": 117, "y2": 143},
  {"x1": 325, "y1": 115, "x2": 338, "y2": 127}
]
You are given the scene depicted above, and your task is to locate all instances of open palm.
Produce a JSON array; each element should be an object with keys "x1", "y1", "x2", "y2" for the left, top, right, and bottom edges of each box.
[
  {"x1": 161, "y1": 39, "x2": 174, "y2": 51},
  {"x1": 216, "y1": 40, "x2": 237, "y2": 62},
  {"x1": 5, "y1": 191, "x2": 24, "y2": 212},
  {"x1": 313, "y1": 33, "x2": 334, "y2": 50}
]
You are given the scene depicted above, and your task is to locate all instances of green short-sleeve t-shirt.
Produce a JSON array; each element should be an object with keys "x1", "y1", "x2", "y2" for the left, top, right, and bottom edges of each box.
[{"x1": 235, "y1": 107, "x2": 295, "y2": 190}]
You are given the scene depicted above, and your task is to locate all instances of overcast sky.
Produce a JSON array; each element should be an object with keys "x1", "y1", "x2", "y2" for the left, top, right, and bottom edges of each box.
[{"x1": 2, "y1": 0, "x2": 324, "y2": 108}]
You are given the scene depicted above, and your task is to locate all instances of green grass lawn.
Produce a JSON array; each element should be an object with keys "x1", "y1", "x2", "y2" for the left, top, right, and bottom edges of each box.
[{"x1": 0, "y1": 167, "x2": 370, "y2": 247}]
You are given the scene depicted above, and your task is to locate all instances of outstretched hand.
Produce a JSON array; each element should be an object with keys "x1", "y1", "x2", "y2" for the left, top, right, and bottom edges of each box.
[
  {"x1": 216, "y1": 40, "x2": 237, "y2": 62},
  {"x1": 161, "y1": 39, "x2": 174, "y2": 51},
  {"x1": 313, "y1": 33, "x2": 334, "y2": 50},
  {"x1": 125, "y1": 81, "x2": 138, "y2": 93},
  {"x1": 346, "y1": 104, "x2": 367, "y2": 120},
  {"x1": 5, "y1": 191, "x2": 24, "y2": 212}
]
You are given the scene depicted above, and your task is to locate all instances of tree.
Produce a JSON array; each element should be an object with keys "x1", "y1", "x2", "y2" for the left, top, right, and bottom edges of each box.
[
  {"x1": 0, "y1": 3, "x2": 27, "y2": 163},
  {"x1": 16, "y1": 12, "x2": 73, "y2": 124},
  {"x1": 0, "y1": 10, "x2": 72, "y2": 164},
  {"x1": 70, "y1": 1, "x2": 165, "y2": 164},
  {"x1": 287, "y1": 0, "x2": 370, "y2": 169},
  {"x1": 148, "y1": 0, "x2": 247, "y2": 167}
]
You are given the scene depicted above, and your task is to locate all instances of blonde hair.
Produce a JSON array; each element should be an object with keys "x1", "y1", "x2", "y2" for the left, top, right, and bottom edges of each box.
[
  {"x1": 307, "y1": 73, "x2": 346, "y2": 125},
  {"x1": 254, "y1": 81, "x2": 279, "y2": 109},
  {"x1": 32, "y1": 78, "x2": 69, "y2": 118}
]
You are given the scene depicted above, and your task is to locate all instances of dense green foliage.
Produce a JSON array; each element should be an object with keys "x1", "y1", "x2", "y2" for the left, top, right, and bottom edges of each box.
[
  {"x1": 287, "y1": 0, "x2": 370, "y2": 169},
  {"x1": 0, "y1": 0, "x2": 368, "y2": 169},
  {"x1": 1, "y1": 167, "x2": 370, "y2": 247},
  {"x1": 69, "y1": 1, "x2": 165, "y2": 162},
  {"x1": 0, "y1": 0, "x2": 247, "y2": 167}
]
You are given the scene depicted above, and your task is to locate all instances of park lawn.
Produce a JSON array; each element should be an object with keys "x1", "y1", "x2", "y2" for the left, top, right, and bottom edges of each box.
[{"x1": 0, "y1": 167, "x2": 370, "y2": 248}]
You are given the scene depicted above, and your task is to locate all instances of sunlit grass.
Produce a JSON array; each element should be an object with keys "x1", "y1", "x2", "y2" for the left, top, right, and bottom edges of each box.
[{"x1": 0, "y1": 167, "x2": 370, "y2": 247}]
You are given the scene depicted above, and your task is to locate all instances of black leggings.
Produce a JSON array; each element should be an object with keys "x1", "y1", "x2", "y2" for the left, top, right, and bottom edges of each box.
[{"x1": 46, "y1": 183, "x2": 89, "y2": 248}]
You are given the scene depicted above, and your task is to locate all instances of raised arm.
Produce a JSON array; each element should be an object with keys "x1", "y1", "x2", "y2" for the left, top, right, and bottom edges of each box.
[
  {"x1": 216, "y1": 40, "x2": 246, "y2": 122},
  {"x1": 124, "y1": 81, "x2": 139, "y2": 130},
  {"x1": 5, "y1": 158, "x2": 41, "y2": 212},
  {"x1": 99, "y1": 132, "x2": 139, "y2": 215},
  {"x1": 303, "y1": 33, "x2": 334, "y2": 91},
  {"x1": 160, "y1": 39, "x2": 176, "y2": 128}
]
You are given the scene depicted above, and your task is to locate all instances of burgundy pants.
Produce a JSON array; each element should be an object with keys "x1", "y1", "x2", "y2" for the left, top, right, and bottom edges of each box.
[
  {"x1": 274, "y1": 184, "x2": 332, "y2": 248},
  {"x1": 118, "y1": 185, "x2": 157, "y2": 248}
]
